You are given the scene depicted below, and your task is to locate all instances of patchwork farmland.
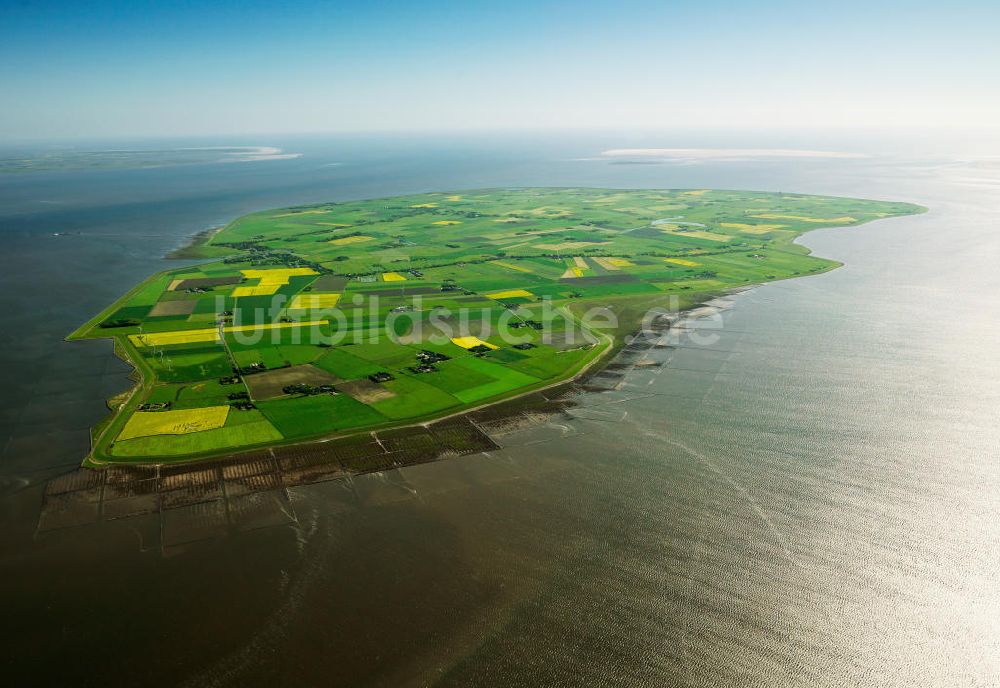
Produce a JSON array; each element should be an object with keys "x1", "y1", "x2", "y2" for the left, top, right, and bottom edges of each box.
[{"x1": 68, "y1": 188, "x2": 922, "y2": 464}]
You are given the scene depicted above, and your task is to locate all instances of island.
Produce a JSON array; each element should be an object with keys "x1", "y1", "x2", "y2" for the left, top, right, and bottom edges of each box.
[
  {"x1": 68, "y1": 188, "x2": 923, "y2": 465},
  {"x1": 0, "y1": 146, "x2": 299, "y2": 174}
]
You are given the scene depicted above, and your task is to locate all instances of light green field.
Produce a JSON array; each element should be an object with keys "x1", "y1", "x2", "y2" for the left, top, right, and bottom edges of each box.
[{"x1": 69, "y1": 188, "x2": 923, "y2": 464}]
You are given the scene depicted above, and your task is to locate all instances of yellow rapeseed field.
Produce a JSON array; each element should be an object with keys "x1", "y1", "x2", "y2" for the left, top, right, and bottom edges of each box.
[
  {"x1": 720, "y1": 222, "x2": 786, "y2": 233},
  {"x1": 660, "y1": 227, "x2": 732, "y2": 242},
  {"x1": 527, "y1": 206, "x2": 571, "y2": 217},
  {"x1": 288, "y1": 293, "x2": 341, "y2": 309},
  {"x1": 608, "y1": 257, "x2": 634, "y2": 267},
  {"x1": 664, "y1": 258, "x2": 700, "y2": 267},
  {"x1": 593, "y1": 257, "x2": 634, "y2": 270},
  {"x1": 240, "y1": 268, "x2": 319, "y2": 281},
  {"x1": 329, "y1": 235, "x2": 374, "y2": 246},
  {"x1": 130, "y1": 321, "x2": 328, "y2": 347},
  {"x1": 225, "y1": 321, "x2": 327, "y2": 335},
  {"x1": 687, "y1": 231, "x2": 732, "y2": 242},
  {"x1": 535, "y1": 241, "x2": 609, "y2": 251},
  {"x1": 450, "y1": 336, "x2": 499, "y2": 350},
  {"x1": 232, "y1": 267, "x2": 319, "y2": 297},
  {"x1": 232, "y1": 285, "x2": 276, "y2": 297},
  {"x1": 486, "y1": 289, "x2": 534, "y2": 299},
  {"x1": 751, "y1": 214, "x2": 856, "y2": 223},
  {"x1": 382, "y1": 272, "x2": 407, "y2": 281},
  {"x1": 118, "y1": 406, "x2": 230, "y2": 441},
  {"x1": 129, "y1": 328, "x2": 219, "y2": 347}
]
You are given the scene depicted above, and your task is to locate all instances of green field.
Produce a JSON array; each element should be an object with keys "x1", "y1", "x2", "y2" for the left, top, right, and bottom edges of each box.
[{"x1": 68, "y1": 188, "x2": 923, "y2": 464}]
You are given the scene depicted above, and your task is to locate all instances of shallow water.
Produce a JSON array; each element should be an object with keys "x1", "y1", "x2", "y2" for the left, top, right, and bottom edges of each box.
[{"x1": 1, "y1": 133, "x2": 997, "y2": 686}]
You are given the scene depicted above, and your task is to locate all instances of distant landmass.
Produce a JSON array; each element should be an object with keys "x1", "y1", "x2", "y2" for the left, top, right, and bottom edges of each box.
[{"x1": 0, "y1": 145, "x2": 299, "y2": 173}]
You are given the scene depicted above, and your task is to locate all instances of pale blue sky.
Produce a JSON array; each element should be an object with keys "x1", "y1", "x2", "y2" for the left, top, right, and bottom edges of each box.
[{"x1": 2, "y1": 0, "x2": 998, "y2": 139}]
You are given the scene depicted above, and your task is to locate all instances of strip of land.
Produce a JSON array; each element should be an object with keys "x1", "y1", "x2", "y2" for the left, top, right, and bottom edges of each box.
[{"x1": 68, "y1": 187, "x2": 924, "y2": 465}]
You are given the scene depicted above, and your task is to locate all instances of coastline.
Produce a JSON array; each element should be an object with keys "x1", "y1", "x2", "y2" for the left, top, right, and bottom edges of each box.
[
  {"x1": 72, "y1": 276, "x2": 876, "y2": 468},
  {"x1": 74, "y1": 228, "x2": 872, "y2": 468},
  {"x1": 79, "y1": 287, "x2": 716, "y2": 469},
  {"x1": 166, "y1": 225, "x2": 225, "y2": 259},
  {"x1": 81, "y1": 316, "x2": 613, "y2": 468}
]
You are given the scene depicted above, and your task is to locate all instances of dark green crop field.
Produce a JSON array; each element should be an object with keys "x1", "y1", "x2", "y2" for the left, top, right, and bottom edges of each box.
[{"x1": 68, "y1": 188, "x2": 922, "y2": 464}]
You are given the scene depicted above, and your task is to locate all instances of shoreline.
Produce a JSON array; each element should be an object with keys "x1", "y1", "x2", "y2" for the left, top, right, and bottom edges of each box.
[
  {"x1": 72, "y1": 269, "x2": 872, "y2": 468},
  {"x1": 81, "y1": 297, "x2": 695, "y2": 470},
  {"x1": 82, "y1": 312, "x2": 617, "y2": 468},
  {"x1": 75, "y1": 268, "x2": 834, "y2": 468},
  {"x1": 166, "y1": 225, "x2": 224, "y2": 258},
  {"x1": 80, "y1": 282, "x2": 732, "y2": 470}
]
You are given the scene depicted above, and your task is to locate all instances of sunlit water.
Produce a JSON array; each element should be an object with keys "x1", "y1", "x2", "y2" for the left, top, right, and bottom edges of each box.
[{"x1": 1, "y1": 133, "x2": 997, "y2": 686}]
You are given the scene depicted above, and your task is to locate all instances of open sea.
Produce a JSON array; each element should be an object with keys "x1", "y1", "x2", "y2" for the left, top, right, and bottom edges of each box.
[{"x1": 1, "y1": 131, "x2": 997, "y2": 687}]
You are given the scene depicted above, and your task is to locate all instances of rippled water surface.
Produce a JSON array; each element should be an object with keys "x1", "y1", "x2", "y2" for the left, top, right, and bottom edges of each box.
[{"x1": 1, "y1": 133, "x2": 997, "y2": 686}]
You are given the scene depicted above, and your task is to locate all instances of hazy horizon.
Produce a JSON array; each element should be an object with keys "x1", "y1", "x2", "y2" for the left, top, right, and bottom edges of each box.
[{"x1": 6, "y1": 128, "x2": 1000, "y2": 164}]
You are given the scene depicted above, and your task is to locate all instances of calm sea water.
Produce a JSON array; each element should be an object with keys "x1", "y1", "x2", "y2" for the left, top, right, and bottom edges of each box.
[{"x1": 1, "y1": 132, "x2": 997, "y2": 687}]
